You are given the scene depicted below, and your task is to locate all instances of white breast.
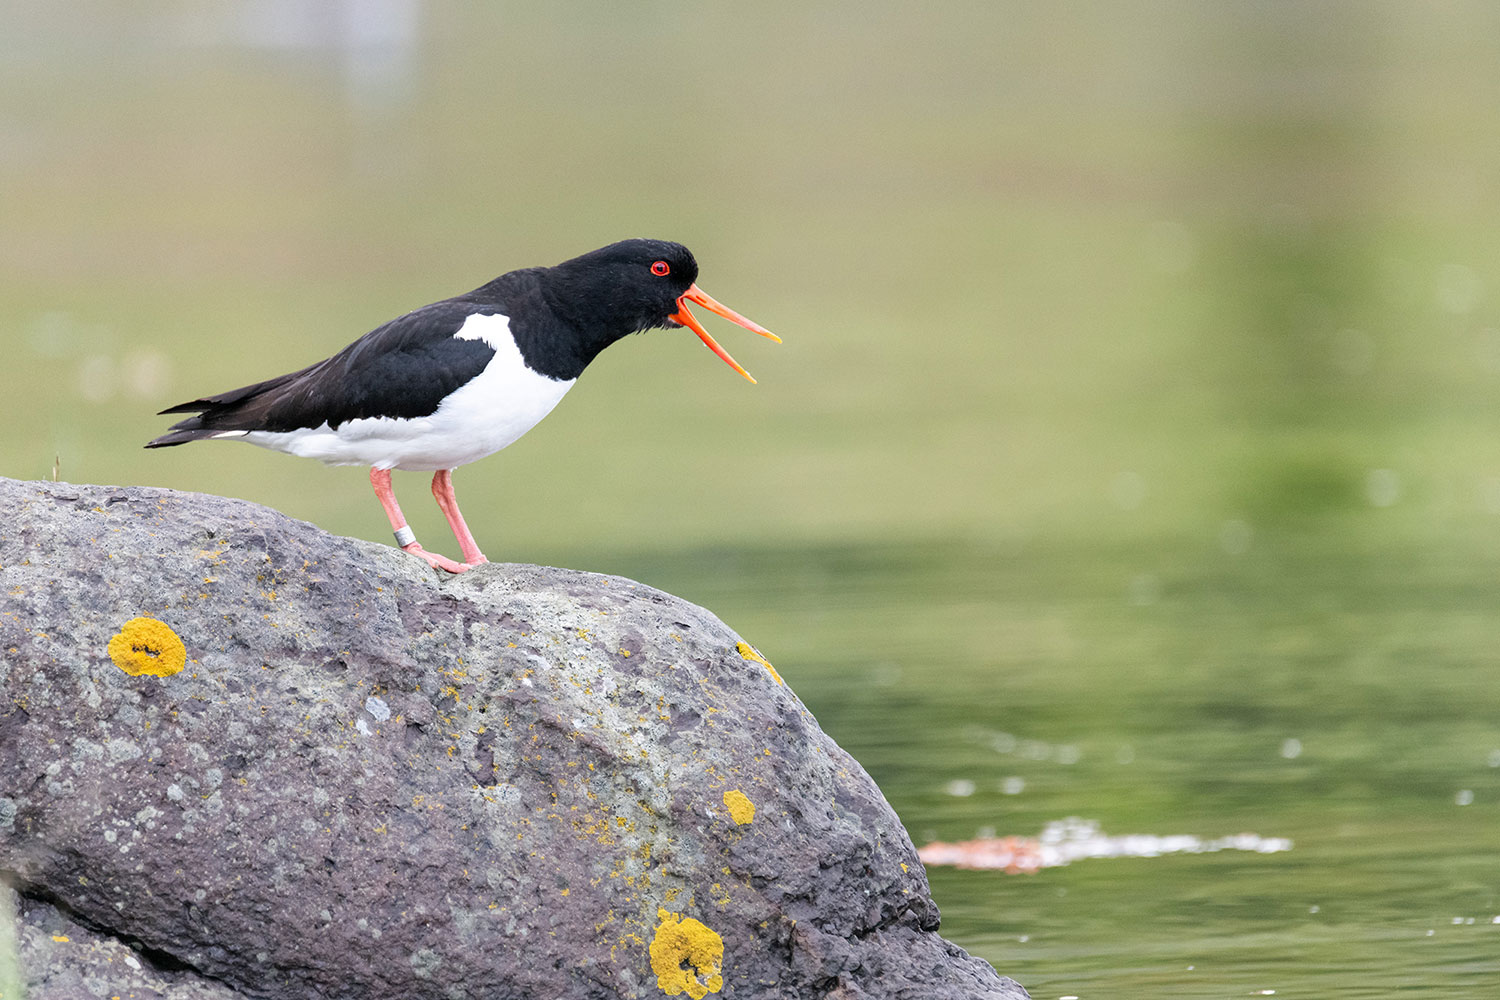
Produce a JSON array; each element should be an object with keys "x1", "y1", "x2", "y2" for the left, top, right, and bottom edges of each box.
[{"x1": 238, "y1": 313, "x2": 576, "y2": 471}]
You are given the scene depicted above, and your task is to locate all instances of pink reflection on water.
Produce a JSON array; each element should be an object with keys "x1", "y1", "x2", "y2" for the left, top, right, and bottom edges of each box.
[{"x1": 918, "y1": 817, "x2": 1292, "y2": 873}]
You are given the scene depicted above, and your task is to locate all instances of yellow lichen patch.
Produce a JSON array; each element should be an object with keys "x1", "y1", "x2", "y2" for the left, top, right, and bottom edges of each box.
[
  {"x1": 107, "y1": 617, "x2": 186, "y2": 677},
  {"x1": 735, "y1": 641, "x2": 782, "y2": 684},
  {"x1": 649, "y1": 908, "x2": 724, "y2": 999},
  {"x1": 722, "y1": 789, "x2": 755, "y2": 826}
]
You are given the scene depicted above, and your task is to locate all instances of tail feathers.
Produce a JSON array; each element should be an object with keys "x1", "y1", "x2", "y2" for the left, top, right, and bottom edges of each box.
[
  {"x1": 145, "y1": 413, "x2": 252, "y2": 448},
  {"x1": 158, "y1": 400, "x2": 213, "y2": 416},
  {"x1": 145, "y1": 426, "x2": 219, "y2": 448},
  {"x1": 156, "y1": 374, "x2": 296, "y2": 416},
  {"x1": 145, "y1": 365, "x2": 316, "y2": 449},
  {"x1": 144, "y1": 393, "x2": 273, "y2": 449}
]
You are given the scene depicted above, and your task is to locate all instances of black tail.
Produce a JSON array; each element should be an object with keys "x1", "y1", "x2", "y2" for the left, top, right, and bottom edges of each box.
[
  {"x1": 144, "y1": 421, "x2": 219, "y2": 449},
  {"x1": 144, "y1": 364, "x2": 317, "y2": 449}
]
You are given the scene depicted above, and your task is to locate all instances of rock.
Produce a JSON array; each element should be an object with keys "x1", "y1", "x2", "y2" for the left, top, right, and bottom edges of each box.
[
  {"x1": 4, "y1": 886, "x2": 243, "y2": 1000},
  {"x1": 0, "y1": 477, "x2": 1027, "y2": 1000}
]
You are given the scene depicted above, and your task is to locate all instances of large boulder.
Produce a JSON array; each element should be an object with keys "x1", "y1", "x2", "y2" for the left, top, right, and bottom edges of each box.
[{"x1": 0, "y1": 477, "x2": 1026, "y2": 1000}]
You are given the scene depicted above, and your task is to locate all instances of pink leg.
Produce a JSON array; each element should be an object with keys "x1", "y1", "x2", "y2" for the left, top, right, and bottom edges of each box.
[
  {"x1": 369, "y1": 468, "x2": 471, "y2": 574},
  {"x1": 431, "y1": 469, "x2": 488, "y2": 566}
]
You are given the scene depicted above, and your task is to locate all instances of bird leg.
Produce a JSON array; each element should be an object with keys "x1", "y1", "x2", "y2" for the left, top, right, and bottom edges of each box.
[
  {"x1": 430, "y1": 469, "x2": 488, "y2": 567},
  {"x1": 369, "y1": 467, "x2": 471, "y2": 573}
]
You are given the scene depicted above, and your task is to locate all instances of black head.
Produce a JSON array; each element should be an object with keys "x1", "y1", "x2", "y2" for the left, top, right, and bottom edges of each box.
[
  {"x1": 523, "y1": 237, "x2": 778, "y2": 382},
  {"x1": 546, "y1": 238, "x2": 701, "y2": 336}
]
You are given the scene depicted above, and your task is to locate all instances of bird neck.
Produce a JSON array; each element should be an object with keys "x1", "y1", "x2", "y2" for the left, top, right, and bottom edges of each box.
[{"x1": 462, "y1": 270, "x2": 634, "y2": 381}]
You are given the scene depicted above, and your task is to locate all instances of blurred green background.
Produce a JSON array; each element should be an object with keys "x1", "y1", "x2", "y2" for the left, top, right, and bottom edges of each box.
[{"x1": 6, "y1": 2, "x2": 1500, "y2": 996}]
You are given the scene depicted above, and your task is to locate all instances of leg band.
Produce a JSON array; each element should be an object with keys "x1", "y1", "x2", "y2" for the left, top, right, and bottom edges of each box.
[{"x1": 393, "y1": 525, "x2": 417, "y2": 548}]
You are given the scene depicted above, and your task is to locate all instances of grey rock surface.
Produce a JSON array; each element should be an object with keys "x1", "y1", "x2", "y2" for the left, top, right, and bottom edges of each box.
[
  {"x1": 5, "y1": 886, "x2": 243, "y2": 1000},
  {"x1": 0, "y1": 477, "x2": 1027, "y2": 1000}
]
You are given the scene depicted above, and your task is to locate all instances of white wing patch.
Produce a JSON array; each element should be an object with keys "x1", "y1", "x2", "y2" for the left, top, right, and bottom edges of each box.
[
  {"x1": 452, "y1": 311, "x2": 512, "y2": 347},
  {"x1": 238, "y1": 312, "x2": 576, "y2": 471}
]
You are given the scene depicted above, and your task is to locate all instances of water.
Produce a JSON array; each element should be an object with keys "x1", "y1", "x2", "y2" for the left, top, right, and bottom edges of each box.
[{"x1": 7, "y1": 3, "x2": 1500, "y2": 996}]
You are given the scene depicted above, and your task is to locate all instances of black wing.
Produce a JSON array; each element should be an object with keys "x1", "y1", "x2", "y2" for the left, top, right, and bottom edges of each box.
[{"x1": 146, "y1": 299, "x2": 503, "y2": 447}]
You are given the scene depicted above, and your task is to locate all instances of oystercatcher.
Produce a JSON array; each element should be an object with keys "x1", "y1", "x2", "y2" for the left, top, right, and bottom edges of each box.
[{"x1": 146, "y1": 239, "x2": 779, "y2": 573}]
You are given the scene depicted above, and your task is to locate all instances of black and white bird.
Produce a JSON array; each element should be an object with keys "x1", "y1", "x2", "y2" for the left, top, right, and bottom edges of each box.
[{"x1": 146, "y1": 239, "x2": 779, "y2": 573}]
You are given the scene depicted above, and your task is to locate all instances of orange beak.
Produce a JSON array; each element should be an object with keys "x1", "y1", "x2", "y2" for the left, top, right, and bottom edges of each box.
[{"x1": 669, "y1": 283, "x2": 781, "y2": 384}]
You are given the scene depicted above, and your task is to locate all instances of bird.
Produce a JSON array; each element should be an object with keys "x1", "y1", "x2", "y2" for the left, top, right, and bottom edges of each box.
[{"x1": 146, "y1": 238, "x2": 780, "y2": 574}]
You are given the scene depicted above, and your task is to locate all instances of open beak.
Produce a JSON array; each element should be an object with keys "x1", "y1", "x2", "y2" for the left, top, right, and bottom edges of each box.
[{"x1": 669, "y1": 283, "x2": 782, "y2": 384}]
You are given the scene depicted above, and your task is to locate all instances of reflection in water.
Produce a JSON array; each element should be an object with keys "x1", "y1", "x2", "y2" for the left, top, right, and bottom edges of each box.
[{"x1": 919, "y1": 817, "x2": 1292, "y2": 874}]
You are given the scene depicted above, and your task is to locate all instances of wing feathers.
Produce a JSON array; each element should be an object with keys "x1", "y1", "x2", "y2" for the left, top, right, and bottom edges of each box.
[{"x1": 145, "y1": 302, "x2": 502, "y2": 447}]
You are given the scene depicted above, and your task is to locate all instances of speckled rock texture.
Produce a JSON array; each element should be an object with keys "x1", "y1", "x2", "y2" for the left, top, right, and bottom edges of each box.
[
  {"x1": 5, "y1": 886, "x2": 242, "y2": 999},
  {"x1": 0, "y1": 477, "x2": 1027, "y2": 1000}
]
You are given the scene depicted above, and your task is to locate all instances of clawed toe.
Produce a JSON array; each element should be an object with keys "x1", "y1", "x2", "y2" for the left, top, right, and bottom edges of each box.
[{"x1": 401, "y1": 542, "x2": 474, "y2": 574}]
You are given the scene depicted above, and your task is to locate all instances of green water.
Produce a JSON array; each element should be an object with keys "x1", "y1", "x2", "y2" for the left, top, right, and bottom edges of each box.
[{"x1": 7, "y1": 3, "x2": 1500, "y2": 996}]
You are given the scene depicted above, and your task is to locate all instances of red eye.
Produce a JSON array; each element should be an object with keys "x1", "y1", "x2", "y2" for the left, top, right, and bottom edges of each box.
[{"x1": 651, "y1": 260, "x2": 670, "y2": 276}]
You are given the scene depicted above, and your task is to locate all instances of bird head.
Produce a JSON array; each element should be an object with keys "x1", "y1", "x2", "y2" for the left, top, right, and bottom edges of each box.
[{"x1": 550, "y1": 239, "x2": 780, "y2": 382}]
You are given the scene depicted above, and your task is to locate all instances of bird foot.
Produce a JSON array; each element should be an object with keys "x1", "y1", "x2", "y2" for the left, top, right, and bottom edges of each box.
[{"x1": 400, "y1": 542, "x2": 476, "y2": 574}]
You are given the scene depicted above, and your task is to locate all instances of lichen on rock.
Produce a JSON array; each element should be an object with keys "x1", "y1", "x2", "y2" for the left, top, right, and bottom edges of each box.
[
  {"x1": 722, "y1": 789, "x2": 755, "y2": 826},
  {"x1": 735, "y1": 641, "x2": 782, "y2": 685},
  {"x1": 106, "y1": 616, "x2": 187, "y2": 677},
  {"x1": 649, "y1": 907, "x2": 724, "y2": 998}
]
